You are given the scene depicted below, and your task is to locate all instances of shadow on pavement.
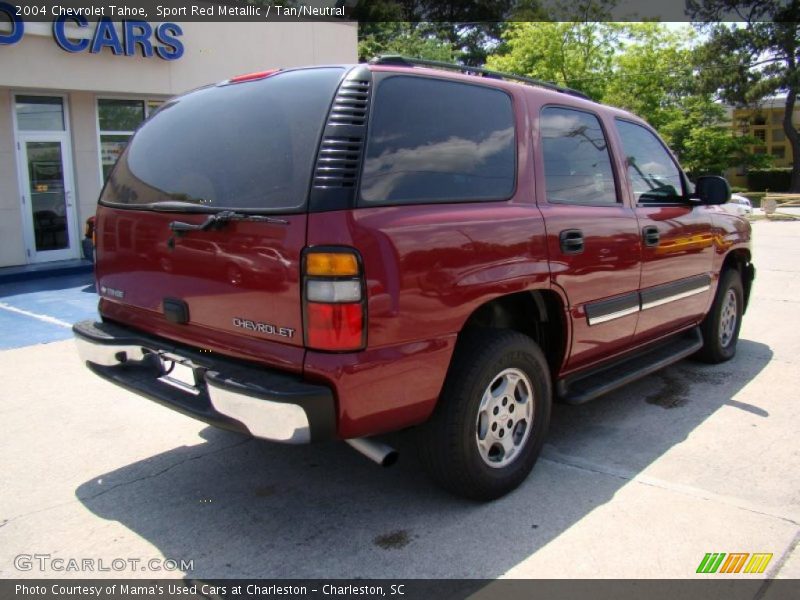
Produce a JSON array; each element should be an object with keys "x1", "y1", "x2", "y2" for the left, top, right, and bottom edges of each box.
[{"x1": 75, "y1": 339, "x2": 773, "y2": 578}]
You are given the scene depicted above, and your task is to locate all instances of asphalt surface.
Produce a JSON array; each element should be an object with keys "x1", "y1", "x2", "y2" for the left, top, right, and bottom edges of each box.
[{"x1": 0, "y1": 221, "x2": 798, "y2": 581}]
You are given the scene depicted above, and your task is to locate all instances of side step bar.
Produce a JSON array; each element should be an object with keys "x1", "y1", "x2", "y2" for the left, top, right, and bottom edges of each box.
[{"x1": 557, "y1": 327, "x2": 703, "y2": 405}]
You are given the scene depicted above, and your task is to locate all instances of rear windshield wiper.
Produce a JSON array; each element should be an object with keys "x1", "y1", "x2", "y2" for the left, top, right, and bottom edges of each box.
[{"x1": 167, "y1": 210, "x2": 288, "y2": 235}]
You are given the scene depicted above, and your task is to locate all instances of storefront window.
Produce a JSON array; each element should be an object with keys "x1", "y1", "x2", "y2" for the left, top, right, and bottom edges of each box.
[{"x1": 98, "y1": 99, "x2": 163, "y2": 181}]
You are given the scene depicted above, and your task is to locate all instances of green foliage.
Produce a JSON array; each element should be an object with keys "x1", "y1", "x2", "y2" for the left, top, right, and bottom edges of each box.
[
  {"x1": 689, "y1": 1, "x2": 800, "y2": 191},
  {"x1": 487, "y1": 20, "x2": 761, "y2": 175},
  {"x1": 486, "y1": 22, "x2": 627, "y2": 101},
  {"x1": 358, "y1": 23, "x2": 454, "y2": 63},
  {"x1": 354, "y1": 0, "x2": 518, "y2": 66}
]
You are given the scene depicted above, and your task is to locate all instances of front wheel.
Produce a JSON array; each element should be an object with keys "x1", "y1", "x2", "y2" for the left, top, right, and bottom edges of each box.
[
  {"x1": 696, "y1": 268, "x2": 744, "y2": 363},
  {"x1": 416, "y1": 329, "x2": 552, "y2": 501}
]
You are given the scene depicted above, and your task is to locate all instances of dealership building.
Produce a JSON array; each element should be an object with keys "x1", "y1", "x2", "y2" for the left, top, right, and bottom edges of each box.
[{"x1": 0, "y1": 15, "x2": 357, "y2": 268}]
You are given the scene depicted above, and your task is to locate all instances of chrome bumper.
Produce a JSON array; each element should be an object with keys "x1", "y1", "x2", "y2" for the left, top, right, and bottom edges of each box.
[
  {"x1": 73, "y1": 320, "x2": 335, "y2": 444},
  {"x1": 206, "y1": 382, "x2": 311, "y2": 443}
]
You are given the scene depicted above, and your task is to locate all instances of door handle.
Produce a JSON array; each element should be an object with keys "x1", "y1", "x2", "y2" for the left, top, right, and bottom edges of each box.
[
  {"x1": 642, "y1": 225, "x2": 659, "y2": 247},
  {"x1": 559, "y1": 229, "x2": 584, "y2": 254}
]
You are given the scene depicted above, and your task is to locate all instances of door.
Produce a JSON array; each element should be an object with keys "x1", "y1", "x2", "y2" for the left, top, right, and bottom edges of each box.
[
  {"x1": 14, "y1": 95, "x2": 80, "y2": 263},
  {"x1": 536, "y1": 106, "x2": 642, "y2": 372},
  {"x1": 614, "y1": 119, "x2": 714, "y2": 343}
]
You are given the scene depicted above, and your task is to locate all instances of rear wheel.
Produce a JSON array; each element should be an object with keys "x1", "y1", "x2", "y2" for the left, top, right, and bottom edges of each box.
[
  {"x1": 696, "y1": 268, "x2": 743, "y2": 363},
  {"x1": 417, "y1": 329, "x2": 551, "y2": 500}
]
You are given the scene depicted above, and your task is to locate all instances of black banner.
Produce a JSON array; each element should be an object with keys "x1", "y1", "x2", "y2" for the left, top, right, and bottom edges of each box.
[{"x1": 1, "y1": 0, "x2": 795, "y2": 23}]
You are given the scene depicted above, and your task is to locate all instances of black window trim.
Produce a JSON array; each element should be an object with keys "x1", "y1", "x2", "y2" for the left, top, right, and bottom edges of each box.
[
  {"x1": 356, "y1": 72, "x2": 519, "y2": 208},
  {"x1": 614, "y1": 117, "x2": 692, "y2": 207},
  {"x1": 538, "y1": 103, "x2": 623, "y2": 208}
]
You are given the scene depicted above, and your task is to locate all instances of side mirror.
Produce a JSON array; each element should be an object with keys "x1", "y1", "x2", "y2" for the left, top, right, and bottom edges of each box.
[{"x1": 692, "y1": 176, "x2": 730, "y2": 205}]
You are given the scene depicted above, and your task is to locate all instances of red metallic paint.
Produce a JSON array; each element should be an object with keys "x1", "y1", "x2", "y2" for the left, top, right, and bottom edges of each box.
[{"x1": 96, "y1": 208, "x2": 307, "y2": 372}]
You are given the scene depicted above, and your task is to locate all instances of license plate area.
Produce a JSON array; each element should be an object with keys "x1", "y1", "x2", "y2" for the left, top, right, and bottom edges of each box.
[{"x1": 156, "y1": 352, "x2": 204, "y2": 396}]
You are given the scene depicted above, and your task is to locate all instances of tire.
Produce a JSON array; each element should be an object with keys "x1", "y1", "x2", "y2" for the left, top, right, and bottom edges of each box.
[
  {"x1": 696, "y1": 268, "x2": 744, "y2": 363},
  {"x1": 417, "y1": 329, "x2": 552, "y2": 501}
]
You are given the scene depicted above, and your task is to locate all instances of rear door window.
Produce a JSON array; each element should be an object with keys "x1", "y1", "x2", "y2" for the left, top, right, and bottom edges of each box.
[
  {"x1": 615, "y1": 119, "x2": 685, "y2": 203},
  {"x1": 101, "y1": 67, "x2": 344, "y2": 212},
  {"x1": 540, "y1": 107, "x2": 618, "y2": 205},
  {"x1": 360, "y1": 76, "x2": 516, "y2": 205}
]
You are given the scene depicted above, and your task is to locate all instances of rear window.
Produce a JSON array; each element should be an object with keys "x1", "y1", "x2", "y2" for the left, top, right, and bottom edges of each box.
[
  {"x1": 360, "y1": 76, "x2": 516, "y2": 205},
  {"x1": 101, "y1": 67, "x2": 344, "y2": 212}
]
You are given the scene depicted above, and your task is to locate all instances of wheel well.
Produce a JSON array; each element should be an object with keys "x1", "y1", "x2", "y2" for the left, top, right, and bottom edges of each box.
[
  {"x1": 460, "y1": 291, "x2": 566, "y2": 375},
  {"x1": 721, "y1": 249, "x2": 754, "y2": 312}
]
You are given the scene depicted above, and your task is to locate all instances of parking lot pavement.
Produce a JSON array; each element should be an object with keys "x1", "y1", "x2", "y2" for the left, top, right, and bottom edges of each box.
[
  {"x1": 0, "y1": 221, "x2": 798, "y2": 581},
  {"x1": 0, "y1": 274, "x2": 98, "y2": 350}
]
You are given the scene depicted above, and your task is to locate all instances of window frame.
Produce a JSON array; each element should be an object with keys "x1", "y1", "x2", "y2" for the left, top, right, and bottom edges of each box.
[
  {"x1": 538, "y1": 104, "x2": 622, "y2": 208},
  {"x1": 614, "y1": 117, "x2": 690, "y2": 206},
  {"x1": 96, "y1": 96, "x2": 166, "y2": 186},
  {"x1": 356, "y1": 73, "x2": 519, "y2": 208}
]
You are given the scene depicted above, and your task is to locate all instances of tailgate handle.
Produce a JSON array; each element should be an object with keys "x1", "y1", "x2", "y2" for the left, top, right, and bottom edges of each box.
[{"x1": 163, "y1": 298, "x2": 190, "y2": 324}]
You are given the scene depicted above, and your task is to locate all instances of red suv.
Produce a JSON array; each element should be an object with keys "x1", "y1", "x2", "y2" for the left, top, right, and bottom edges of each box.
[{"x1": 74, "y1": 57, "x2": 755, "y2": 500}]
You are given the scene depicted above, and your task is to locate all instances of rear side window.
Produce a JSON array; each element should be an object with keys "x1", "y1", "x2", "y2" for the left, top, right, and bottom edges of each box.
[
  {"x1": 540, "y1": 107, "x2": 618, "y2": 205},
  {"x1": 101, "y1": 67, "x2": 344, "y2": 212},
  {"x1": 360, "y1": 76, "x2": 515, "y2": 205},
  {"x1": 615, "y1": 119, "x2": 684, "y2": 203}
]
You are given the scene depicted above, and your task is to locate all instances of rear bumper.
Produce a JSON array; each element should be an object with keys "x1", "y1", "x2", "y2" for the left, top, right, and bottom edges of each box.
[{"x1": 73, "y1": 320, "x2": 335, "y2": 443}]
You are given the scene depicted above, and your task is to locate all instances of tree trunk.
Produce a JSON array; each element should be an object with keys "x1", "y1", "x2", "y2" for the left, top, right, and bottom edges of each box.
[{"x1": 784, "y1": 84, "x2": 800, "y2": 193}]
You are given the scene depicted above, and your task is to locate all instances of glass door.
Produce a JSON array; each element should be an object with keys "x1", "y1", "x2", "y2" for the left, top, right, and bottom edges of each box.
[{"x1": 14, "y1": 95, "x2": 80, "y2": 263}]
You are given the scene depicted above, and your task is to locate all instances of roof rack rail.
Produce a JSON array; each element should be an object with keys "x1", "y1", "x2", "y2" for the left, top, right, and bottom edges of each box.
[{"x1": 368, "y1": 55, "x2": 591, "y2": 101}]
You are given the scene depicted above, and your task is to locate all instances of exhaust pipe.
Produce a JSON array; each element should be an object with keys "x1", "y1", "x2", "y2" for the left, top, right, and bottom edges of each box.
[{"x1": 346, "y1": 438, "x2": 398, "y2": 467}]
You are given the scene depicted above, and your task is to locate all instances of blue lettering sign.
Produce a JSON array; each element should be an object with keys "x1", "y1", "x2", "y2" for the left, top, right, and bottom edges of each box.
[
  {"x1": 124, "y1": 21, "x2": 153, "y2": 58},
  {"x1": 90, "y1": 17, "x2": 124, "y2": 55},
  {"x1": 155, "y1": 23, "x2": 183, "y2": 61},
  {"x1": 0, "y1": 1, "x2": 24, "y2": 45},
  {"x1": 53, "y1": 15, "x2": 90, "y2": 53}
]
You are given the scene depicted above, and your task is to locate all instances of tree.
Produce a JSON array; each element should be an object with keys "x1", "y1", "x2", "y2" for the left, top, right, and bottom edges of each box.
[
  {"x1": 353, "y1": 0, "x2": 520, "y2": 66},
  {"x1": 489, "y1": 19, "x2": 770, "y2": 176},
  {"x1": 358, "y1": 22, "x2": 455, "y2": 62},
  {"x1": 658, "y1": 96, "x2": 771, "y2": 176},
  {"x1": 486, "y1": 21, "x2": 627, "y2": 100},
  {"x1": 602, "y1": 23, "x2": 768, "y2": 175},
  {"x1": 689, "y1": 1, "x2": 800, "y2": 191}
]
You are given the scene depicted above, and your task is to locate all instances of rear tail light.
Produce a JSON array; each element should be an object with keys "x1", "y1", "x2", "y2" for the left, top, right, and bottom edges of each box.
[{"x1": 303, "y1": 248, "x2": 366, "y2": 352}]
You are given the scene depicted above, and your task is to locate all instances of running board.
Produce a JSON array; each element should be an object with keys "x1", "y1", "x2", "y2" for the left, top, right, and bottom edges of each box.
[{"x1": 557, "y1": 327, "x2": 703, "y2": 405}]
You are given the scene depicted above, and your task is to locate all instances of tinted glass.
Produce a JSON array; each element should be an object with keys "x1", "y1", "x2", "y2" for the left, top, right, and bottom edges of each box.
[
  {"x1": 361, "y1": 76, "x2": 515, "y2": 204},
  {"x1": 16, "y1": 96, "x2": 64, "y2": 131},
  {"x1": 26, "y1": 141, "x2": 69, "y2": 251},
  {"x1": 540, "y1": 107, "x2": 617, "y2": 205},
  {"x1": 103, "y1": 68, "x2": 344, "y2": 211},
  {"x1": 616, "y1": 119, "x2": 684, "y2": 203},
  {"x1": 98, "y1": 99, "x2": 145, "y2": 131}
]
